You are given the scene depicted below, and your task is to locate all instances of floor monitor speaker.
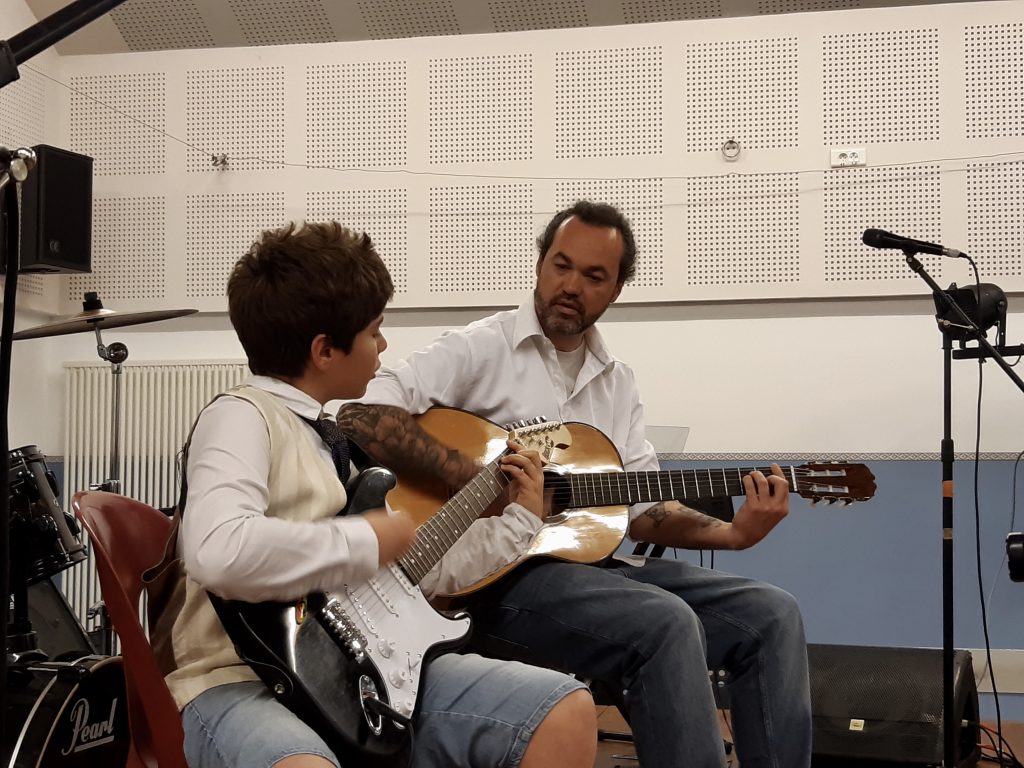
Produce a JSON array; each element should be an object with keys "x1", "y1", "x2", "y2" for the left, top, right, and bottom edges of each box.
[{"x1": 810, "y1": 643, "x2": 980, "y2": 767}]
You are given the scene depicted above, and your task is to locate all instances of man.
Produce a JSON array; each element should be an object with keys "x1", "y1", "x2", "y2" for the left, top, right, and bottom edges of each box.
[{"x1": 339, "y1": 201, "x2": 812, "y2": 768}]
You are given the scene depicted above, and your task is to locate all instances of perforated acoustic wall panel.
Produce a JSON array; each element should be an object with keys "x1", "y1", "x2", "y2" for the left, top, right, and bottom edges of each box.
[
  {"x1": 428, "y1": 185, "x2": 535, "y2": 294},
  {"x1": 49, "y1": 0, "x2": 1024, "y2": 315},
  {"x1": 357, "y1": 0, "x2": 461, "y2": 39},
  {"x1": 489, "y1": 0, "x2": 589, "y2": 33},
  {"x1": 429, "y1": 54, "x2": 533, "y2": 165},
  {"x1": 228, "y1": 0, "x2": 335, "y2": 47},
  {"x1": 69, "y1": 73, "x2": 166, "y2": 176},
  {"x1": 185, "y1": 193, "x2": 287, "y2": 298},
  {"x1": 555, "y1": 179, "x2": 665, "y2": 287},
  {"x1": 685, "y1": 37, "x2": 799, "y2": 153},
  {"x1": 686, "y1": 174, "x2": 800, "y2": 286},
  {"x1": 0, "y1": 66, "x2": 47, "y2": 150},
  {"x1": 822, "y1": 29, "x2": 941, "y2": 145},
  {"x1": 67, "y1": 197, "x2": 166, "y2": 302},
  {"x1": 759, "y1": 0, "x2": 862, "y2": 13},
  {"x1": 823, "y1": 165, "x2": 944, "y2": 282},
  {"x1": 622, "y1": 0, "x2": 722, "y2": 23},
  {"x1": 307, "y1": 190, "x2": 410, "y2": 293},
  {"x1": 185, "y1": 67, "x2": 286, "y2": 173},
  {"x1": 967, "y1": 161, "x2": 1024, "y2": 279},
  {"x1": 110, "y1": 0, "x2": 215, "y2": 52},
  {"x1": 9, "y1": 275, "x2": 45, "y2": 299},
  {"x1": 555, "y1": 47, "x2": 663, "y2": 158},
  {"x1": 306, "y1": 62, "x2": 408, "y2": 169},
  {"x1": 964, "y1": 23, "x2": 1024, "y2": 140}
]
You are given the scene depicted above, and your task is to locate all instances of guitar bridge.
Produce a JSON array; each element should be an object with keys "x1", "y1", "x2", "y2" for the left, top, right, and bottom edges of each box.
[{"x1": 321, "y1": 598, "x2": 369, "y2": 663}]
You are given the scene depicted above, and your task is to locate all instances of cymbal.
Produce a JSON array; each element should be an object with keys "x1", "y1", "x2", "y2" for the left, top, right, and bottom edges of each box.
[{"x1": 13, "y1": 306, "x2": 198, "y2": 340}]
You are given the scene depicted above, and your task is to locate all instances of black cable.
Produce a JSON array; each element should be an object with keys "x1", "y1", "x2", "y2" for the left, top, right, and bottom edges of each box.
[
  {"x1": 966, "y1": 254, "x2": 1012, "y2": 768},
  {"x1": 0, "y1": 179, "x2": 21, "y2": 749},
  {"x1": 980, "y1": 723, "x2": 1024, "y2": 767}
]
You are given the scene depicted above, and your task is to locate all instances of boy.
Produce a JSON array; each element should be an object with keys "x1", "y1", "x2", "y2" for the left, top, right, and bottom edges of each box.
[{"x1": 148, "y1": 221, "x2": 596, "y2": 768}]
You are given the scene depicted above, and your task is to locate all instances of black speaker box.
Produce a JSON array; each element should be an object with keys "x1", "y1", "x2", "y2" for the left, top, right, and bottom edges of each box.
[
  {"x1": 16, "y1": 144, "x2": 93, "y2": 274},
  {"x1": 809, "y1": 644, "x2": 980, "y2": 767}
]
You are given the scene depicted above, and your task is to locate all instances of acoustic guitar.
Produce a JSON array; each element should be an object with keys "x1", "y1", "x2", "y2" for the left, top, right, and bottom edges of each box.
[{"x1": 384, "y1": 407, "x2": 877, "y2": 601}]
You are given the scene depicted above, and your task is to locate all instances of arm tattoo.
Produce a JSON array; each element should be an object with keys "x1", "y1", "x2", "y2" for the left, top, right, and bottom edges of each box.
[
  {"x1": 643, "y1": 501, "x2": 725, "y2": 530},
  {"x1": 337, "y1": 403, "x2": 477, "y2": 487}
]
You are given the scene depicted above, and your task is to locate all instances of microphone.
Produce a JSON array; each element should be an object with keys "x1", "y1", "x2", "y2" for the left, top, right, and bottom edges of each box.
[{"x1": 862, "y1": 228, "x2": 964, "y2": 259}]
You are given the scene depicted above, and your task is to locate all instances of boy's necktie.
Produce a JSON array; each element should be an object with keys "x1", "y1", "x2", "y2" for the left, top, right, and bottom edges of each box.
[{"x1": 305, "y1": 416, "x2": 351, "y2": 484}]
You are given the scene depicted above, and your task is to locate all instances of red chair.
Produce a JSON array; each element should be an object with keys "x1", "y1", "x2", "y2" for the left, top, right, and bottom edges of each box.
[{"x1": 73, "y1": 490, "x2": 188, "y2": 768}]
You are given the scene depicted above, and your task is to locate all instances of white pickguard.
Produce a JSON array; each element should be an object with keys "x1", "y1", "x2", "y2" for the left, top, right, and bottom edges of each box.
[{"x1": 320, "y1": 562, "x2": 472, "y2": 718}]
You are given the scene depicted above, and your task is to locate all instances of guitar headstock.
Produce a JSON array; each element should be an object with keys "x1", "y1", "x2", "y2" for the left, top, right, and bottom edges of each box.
[
  {"x1": 794, "y1": 462, "x2": 877, "y2": 505},
  {"x1": 507, "y1": 419, "x2": 573, "y2": 461}
]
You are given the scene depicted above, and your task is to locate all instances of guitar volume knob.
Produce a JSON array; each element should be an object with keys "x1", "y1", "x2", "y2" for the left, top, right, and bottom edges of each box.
[
  {"x1": 378, "y1": 639, "x2": 396, "y2": 658},
  {"x1": 388, "y1": 669, "x2": 408, "y2": 687}
]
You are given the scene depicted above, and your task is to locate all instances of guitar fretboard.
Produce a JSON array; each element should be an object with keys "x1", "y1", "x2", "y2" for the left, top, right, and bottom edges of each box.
[
  {"x1": 398, "y1": 456, "x2": 511, "y2": 585},
  {"x1": 565, "y1": 466, "x2": 798, "y2": 507}
]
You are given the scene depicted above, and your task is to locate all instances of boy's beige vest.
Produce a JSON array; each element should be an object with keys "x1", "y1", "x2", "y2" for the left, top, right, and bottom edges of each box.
[{"x1": 145, "y1": 385, "x2": 348, "y2": 710}]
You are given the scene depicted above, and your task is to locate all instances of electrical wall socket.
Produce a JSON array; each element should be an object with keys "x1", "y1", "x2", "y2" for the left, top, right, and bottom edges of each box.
[{"x1": 830, "y1": 147, "x2": 866, "y2": 167}]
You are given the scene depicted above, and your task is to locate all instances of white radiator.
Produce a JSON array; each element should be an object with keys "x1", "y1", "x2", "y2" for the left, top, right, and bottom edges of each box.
[{"x1": 61, "y1": 361, "x2": 248, "y2": 633}]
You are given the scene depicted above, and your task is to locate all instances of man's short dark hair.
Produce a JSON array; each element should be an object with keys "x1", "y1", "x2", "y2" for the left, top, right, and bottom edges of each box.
[
  {"x1": 536, "y1": 201, "x2": 637, "y2": 284},
  {"x1": 228, "y1": 221, "x2": 394, "y2": 378}
]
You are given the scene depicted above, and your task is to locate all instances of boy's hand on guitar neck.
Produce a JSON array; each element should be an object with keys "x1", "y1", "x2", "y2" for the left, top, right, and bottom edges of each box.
[{"x1": 364, "y1": 508, "x2": 417, "y2": 567}]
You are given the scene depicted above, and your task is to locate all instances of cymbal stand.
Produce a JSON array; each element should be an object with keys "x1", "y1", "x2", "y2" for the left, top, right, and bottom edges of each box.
[{"x1": 90, "y1": 324, "x2": 128, "y2": 494}]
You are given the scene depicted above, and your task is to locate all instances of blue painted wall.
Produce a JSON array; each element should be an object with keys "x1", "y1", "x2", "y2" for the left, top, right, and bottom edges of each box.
[{"x1": 617, "y1": 457, "x2": 1024, "y2": 720}]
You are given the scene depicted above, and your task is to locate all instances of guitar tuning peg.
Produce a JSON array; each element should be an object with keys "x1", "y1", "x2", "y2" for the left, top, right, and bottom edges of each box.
[
  {"x1": 842, "y1": 499, "x2": 853, "y2": 507},
  {"x1": 826, "y1": 498, "x2": 837, "y2": 505},
  {"x1": 810, "y1": 497, "x2": 820, "y2": 506}
]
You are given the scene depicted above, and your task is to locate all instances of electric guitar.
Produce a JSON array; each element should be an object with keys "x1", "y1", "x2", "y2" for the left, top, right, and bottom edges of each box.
[
  {"x1": 207, "y1": 418, "x2": 572, "y2": 768},
  {"x1": 386, "y1": 407, "x2": 877, "y2": 601}
]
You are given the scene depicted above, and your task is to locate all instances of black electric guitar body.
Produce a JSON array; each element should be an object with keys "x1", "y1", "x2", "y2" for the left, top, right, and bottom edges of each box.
[
  {"x1": 208, "y1": 420, "x2": 573, "y2": 768},
  {"x1": 208, "y1": 468, "x2": 443, "y2": 768}
]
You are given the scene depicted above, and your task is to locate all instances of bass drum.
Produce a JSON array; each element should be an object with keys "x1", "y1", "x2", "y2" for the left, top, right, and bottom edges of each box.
[{"x1": 3, "y1": 655, "x2": 130, "y2": 768}]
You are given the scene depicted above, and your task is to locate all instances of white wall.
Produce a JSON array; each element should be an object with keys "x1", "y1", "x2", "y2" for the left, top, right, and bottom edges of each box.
[
  {"x1": 32, "y1": 295, "x2": 1023, "y2": 459},
  {"x1": 4, "y1": 0, "x2": 1024, "y2": 459}
]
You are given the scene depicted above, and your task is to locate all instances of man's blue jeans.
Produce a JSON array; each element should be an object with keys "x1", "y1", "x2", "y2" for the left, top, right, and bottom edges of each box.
[{"x1": 469, "y1": 557, "x2": 812, "y2": 768}]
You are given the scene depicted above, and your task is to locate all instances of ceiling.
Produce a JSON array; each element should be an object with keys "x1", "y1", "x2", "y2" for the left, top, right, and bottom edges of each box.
[{"x1": 24, "y1": 0, "x2": 997, "y2": 56}]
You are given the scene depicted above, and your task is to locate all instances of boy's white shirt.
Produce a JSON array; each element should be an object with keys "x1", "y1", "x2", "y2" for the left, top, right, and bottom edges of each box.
[{"x1": 181, "y1": 375, "x2": 541, "y2": 601}]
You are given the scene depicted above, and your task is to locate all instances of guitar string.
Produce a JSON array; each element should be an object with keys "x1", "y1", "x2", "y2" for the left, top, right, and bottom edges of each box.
[
  {"x1": 567, "y1": 466, "x2": 865, "y2": 506},
  {"x1": 336, "y1": 461, "x2": 864, "y2": 649},
  {"x1": 342, "y1": 450, "x2": 864, "y2": 625},
  {"x1": 341, "y1": 457, "x2": 511, "y2": 631}
]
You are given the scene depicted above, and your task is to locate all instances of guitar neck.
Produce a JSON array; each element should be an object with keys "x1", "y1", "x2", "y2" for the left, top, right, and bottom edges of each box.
[
  {"x1": 398, "y1": 457, "x2": 510, "y2": 585},
  {"x1": 565, "y1": 466, "x2": 797, "y2": 507}
]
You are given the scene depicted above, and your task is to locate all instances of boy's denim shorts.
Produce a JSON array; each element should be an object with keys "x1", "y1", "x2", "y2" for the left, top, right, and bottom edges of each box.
[{"x1": 181, "y1": 652, "x2": 586, "y2": 768}]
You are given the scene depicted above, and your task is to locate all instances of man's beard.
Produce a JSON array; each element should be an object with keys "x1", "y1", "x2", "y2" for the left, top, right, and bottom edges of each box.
[{"x1": 533, "y1": 288, "x2": 599, "y2": 339}]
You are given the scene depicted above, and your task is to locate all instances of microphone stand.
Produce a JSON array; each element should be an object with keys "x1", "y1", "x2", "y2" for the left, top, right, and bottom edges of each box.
[
  {"x1": 1, "y1": 0, "x2": 129, "y2": 747},
  {"x1": 903, "y1": 250, "x2": 1024, "y2": 768}
]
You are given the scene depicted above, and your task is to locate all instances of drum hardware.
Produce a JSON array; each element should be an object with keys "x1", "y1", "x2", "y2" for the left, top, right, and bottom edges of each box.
[
  {"x1": 85, "y1": 601, "x2": 113, "y2": 657},
  {"x1": 13, "y1": 292, "x2": 198, "y2": 494},
  {"x1": 6, "y1": 446, "x2": 89, "y2": 659},
  {"x1": 3, "y1": 654, "x2": 130, "y2": 767},
  {"x1": 7, "y1": 294, "x2": 195, "y2": 659}
]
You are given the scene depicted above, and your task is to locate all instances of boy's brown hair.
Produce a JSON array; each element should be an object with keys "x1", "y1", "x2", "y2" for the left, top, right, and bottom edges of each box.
[{"x1": 228, "y1": 221, "x2": 393, "y2": 378}]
